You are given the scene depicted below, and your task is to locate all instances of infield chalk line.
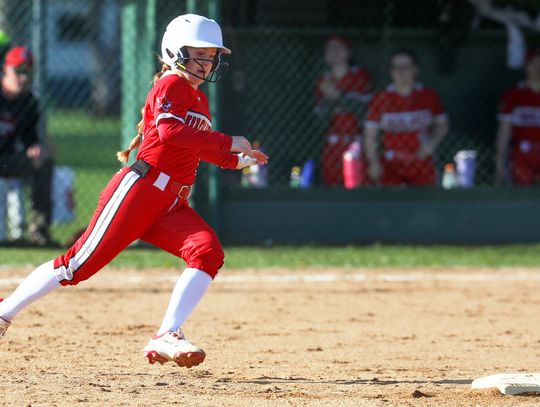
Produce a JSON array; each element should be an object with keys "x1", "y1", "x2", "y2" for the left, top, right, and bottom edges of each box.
[{"x1": 2, "y1": 272, "x2": 540, "y2": 286}]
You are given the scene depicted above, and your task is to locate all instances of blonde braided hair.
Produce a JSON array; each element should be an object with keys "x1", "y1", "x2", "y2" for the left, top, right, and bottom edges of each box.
[{"x1": 116, "y1": 64, "x2": 171, "y2": 163}]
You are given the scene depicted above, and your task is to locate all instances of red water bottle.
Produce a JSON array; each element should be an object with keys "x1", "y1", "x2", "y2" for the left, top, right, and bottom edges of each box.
[{"x1": 343, "y1": 141, "x2": 364, "y2": 189}]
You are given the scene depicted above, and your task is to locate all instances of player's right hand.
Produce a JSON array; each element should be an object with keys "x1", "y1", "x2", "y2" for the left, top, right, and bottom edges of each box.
[
  {"x1": 231, "y1": 136, "x2": 252, "y2": 154},
  {"x1": 320, "y1": 79, "x2": 340, "y2": 100},
  {"x1": 26, "y1": 143, "x2": 49, "y2": 167},
  {"x1": 231, "y1": 137, "x2": 269, "y2": 164}
]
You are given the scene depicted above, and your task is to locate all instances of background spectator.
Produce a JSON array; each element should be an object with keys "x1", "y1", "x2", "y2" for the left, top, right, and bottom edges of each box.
[
  {"x1": 364, "y1": 49, "x2": 449, "y2": 186},
  {"x1": 314, "y1": 36, "x2": 372, "y2": 186},
  {"x1": 496, "y1": 48, "x2": 540, "y2": 186},
  {"x1": 0, "y1": 46, "x2": 55, "y2": 246}
]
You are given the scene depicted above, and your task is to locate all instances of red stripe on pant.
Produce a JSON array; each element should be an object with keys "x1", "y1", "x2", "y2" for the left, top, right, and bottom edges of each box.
[{"x1": 53, "y1": 167, "x2": 224, "y2": 285}]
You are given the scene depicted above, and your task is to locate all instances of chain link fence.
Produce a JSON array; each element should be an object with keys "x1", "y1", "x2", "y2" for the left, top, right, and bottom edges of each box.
[
  {"x1": 0, "y1": 0, "x2": 121, "y2": 247},
  {"x1": 219, "y1": 0, "x2": 539, "y2": 190},
  {"x1": 0, "y1": 0, "x2": 538, "y2": 246}
]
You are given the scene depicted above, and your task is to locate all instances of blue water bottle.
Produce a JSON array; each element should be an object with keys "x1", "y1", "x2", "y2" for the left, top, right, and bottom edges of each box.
[{"x1": 300, "y1": 159, "x2": 316, "y2": 188}]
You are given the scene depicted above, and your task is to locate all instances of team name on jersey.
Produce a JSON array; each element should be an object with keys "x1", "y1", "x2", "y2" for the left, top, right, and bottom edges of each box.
[
  {"x1": 510, "y1": 106, "x2": 540, "y2": 127},
  {"x1": 380, "y1": 110, "x2": 433, "y2": 132},
  {"x1": 186, "y1": 111, "x2": 211, "y2": 131}
]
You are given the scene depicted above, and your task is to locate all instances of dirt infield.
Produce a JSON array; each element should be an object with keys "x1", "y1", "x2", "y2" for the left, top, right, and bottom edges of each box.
[{"x1": 1, "y1": 266, "x2": 540, "y2": 406}]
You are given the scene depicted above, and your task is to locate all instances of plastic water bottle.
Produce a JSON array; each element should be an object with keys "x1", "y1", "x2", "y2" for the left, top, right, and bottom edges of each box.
[
  {"x1": 250, "y1": 163, "x2": 268, "y2": 187},
  {"x1": 241, "y1": 167, "x2": 251, "y2": 188},
  {"x1": 255, "y1": 161, "x2": 268, "y2": 187},
  {"x1": 454, "y1": 150, "x2": 477, "y2": 188},
  {"x1": 343, "y1": 141, "x2": 363, "y2": 189},
  {"x1": 250, "y1": 142, "x2": 268, "y2": 188},
  {"x1": 300, "y1": 159, "x2": 315, "y2": 188},
  {"x1": 249, "y1": 164, "x2": 260, "y2": 187},
  {"x1": 442, "y1": 163, "x2": 459, "y2": 189},
  {"x1": 290, "y1": 166, "x2": 301, "y2": 188}
]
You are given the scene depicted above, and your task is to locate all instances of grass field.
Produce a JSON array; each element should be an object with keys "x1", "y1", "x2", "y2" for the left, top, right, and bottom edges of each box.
[
  {"x1": 44, "y1": 109, "x2": 120, "y2": 242},
  {"x1": 49, "y1": 167, "x2": 117, "y2": 243},
  {"x1": 1, "y1": 244, "x2": 540, "y2": 269},
  {"x1": 48, "y1": 108, "x2": 121, "y2": 167}
]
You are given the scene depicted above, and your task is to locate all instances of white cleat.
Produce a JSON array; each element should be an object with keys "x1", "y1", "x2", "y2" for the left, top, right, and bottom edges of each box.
[{"x1": 143, "y1": 329, "x2": 205, "y2": 368}]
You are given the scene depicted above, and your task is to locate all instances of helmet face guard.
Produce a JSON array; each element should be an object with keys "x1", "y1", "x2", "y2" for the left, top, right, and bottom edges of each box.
[
  {"x1": 170, "y1": 46, "x2": 229, "y2": 83},
  {"x1": 161, "y1": 14, "x2": 231, "y2": 83}
]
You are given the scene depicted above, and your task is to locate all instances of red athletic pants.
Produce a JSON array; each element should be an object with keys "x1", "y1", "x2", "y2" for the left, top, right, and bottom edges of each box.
[{"x1": 53, "y1": 166, "x2": 224, "y2": 286}]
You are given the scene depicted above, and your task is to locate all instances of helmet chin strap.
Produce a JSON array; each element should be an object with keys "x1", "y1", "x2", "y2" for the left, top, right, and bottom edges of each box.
[
  {"x1": 167, "y1": 46, "x2": 227, "y2": 83},
  {"x1": 175, "y1": 58, "x2": 210, "y2": 82}
]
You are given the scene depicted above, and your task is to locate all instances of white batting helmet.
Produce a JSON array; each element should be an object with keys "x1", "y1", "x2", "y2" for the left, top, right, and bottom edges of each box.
[{"x1": 161, "y1": 14, "x2": 231, "y2": 69}]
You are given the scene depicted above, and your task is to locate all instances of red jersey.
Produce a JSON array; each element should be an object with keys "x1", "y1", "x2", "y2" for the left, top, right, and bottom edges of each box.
[
  {"x1": 315, "y1": 66, "x2": 372, "y2": 135},
  {"x1": 366, "y1": 84, "x2": 446, "y2": 157},
  {"x1": 137, "y1": 72, "x2": 236, "y2": 185},
  {"x1": 315, "y1": 66, "x2": 372, "y2": 103},
  {"x1": 498, "y1": 82, "x2": 540, "y2": 145}
]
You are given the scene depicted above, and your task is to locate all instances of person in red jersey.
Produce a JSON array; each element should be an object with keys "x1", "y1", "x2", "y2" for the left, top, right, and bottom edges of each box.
[
  {"x1": 496, "y1": 48, "x2": 540, "y2": 185},
  {"x1": 0, "y1": 14, "x2": 268, "y2": 368},
  {"x1": 315, "y1": 36, "x2": 372, "y2": 186},
  {"x1": 364, "y1": 49, "x2": 449, "y2": 186}
]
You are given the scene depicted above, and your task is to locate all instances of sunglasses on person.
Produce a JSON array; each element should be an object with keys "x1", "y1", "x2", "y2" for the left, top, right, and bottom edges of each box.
[
  {"x1": 391, "y1": 64, "x2": 415, "y2": 71},
  {"x1": 14, "y1": 66, "x2": 32, "y2": 76}
]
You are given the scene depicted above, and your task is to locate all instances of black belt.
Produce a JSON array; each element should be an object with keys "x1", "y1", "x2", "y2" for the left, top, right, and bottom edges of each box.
[
  {"x1": 131, "y1": 159, "x2": 151, "y2": 177},
  {"x1": 130, "y1": 160, "x2": 192, "y2": 200}
]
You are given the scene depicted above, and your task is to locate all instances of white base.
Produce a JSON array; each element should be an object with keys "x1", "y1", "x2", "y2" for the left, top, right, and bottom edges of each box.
[{"x1": 472, "y1": 373, "x2": 540, "y2": 395}]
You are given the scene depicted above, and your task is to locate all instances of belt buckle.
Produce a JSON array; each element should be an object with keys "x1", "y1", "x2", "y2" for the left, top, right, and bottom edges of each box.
[{"x1": 177, "y1": 185, "x2": 191, "y2": 200}]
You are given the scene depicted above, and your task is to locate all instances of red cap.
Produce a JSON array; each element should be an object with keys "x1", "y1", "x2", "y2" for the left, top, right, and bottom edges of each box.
[
  {"x1": 526, "y1": 47, "x2": 540, "y2": 64},
  {"x1": 4, "y1": 46, "x2": 33, "y2": 68}
]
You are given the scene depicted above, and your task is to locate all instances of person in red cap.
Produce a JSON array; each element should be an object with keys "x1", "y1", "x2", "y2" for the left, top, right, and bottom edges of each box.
[
  {"x1": 496, "y1": 47, "x2": 540, "y2": 185},
  {"x1": 314, "y1": 36, "x2": 372, "y2": 186},
  {"x1": 0, "y1": 46, "x2": 54, "y2": 245}
]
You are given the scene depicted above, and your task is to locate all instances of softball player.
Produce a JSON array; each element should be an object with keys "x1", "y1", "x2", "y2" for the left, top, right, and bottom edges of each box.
[
  {"x1": 0, "y1": 14, "x2": 268, "y2": 369},
  {"x1": 496, "y1": 48, "x2": 540, "y2": 185},
  {"x1": 315, "y1": 36, "x2": 372, "y2": 186},
  {"x1": 364, "y1": 50, "x2": 448, "y2": 186}
]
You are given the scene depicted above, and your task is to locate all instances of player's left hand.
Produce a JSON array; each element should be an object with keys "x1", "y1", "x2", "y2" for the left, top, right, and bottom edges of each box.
[
  {"x1": 416, "y1": 142, "x2": 435, "y2": 159},
  {"x1": 236, "y1": 150, "x2": 269, "y2": 169},
  {"x1": 247, "y1": 149, "x2": 268, "y2": 164}
]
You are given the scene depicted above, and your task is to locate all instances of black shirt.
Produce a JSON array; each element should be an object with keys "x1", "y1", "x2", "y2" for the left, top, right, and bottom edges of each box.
[{"x1": 0, "y1": 88, "x2": 39, "y2": 155}]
